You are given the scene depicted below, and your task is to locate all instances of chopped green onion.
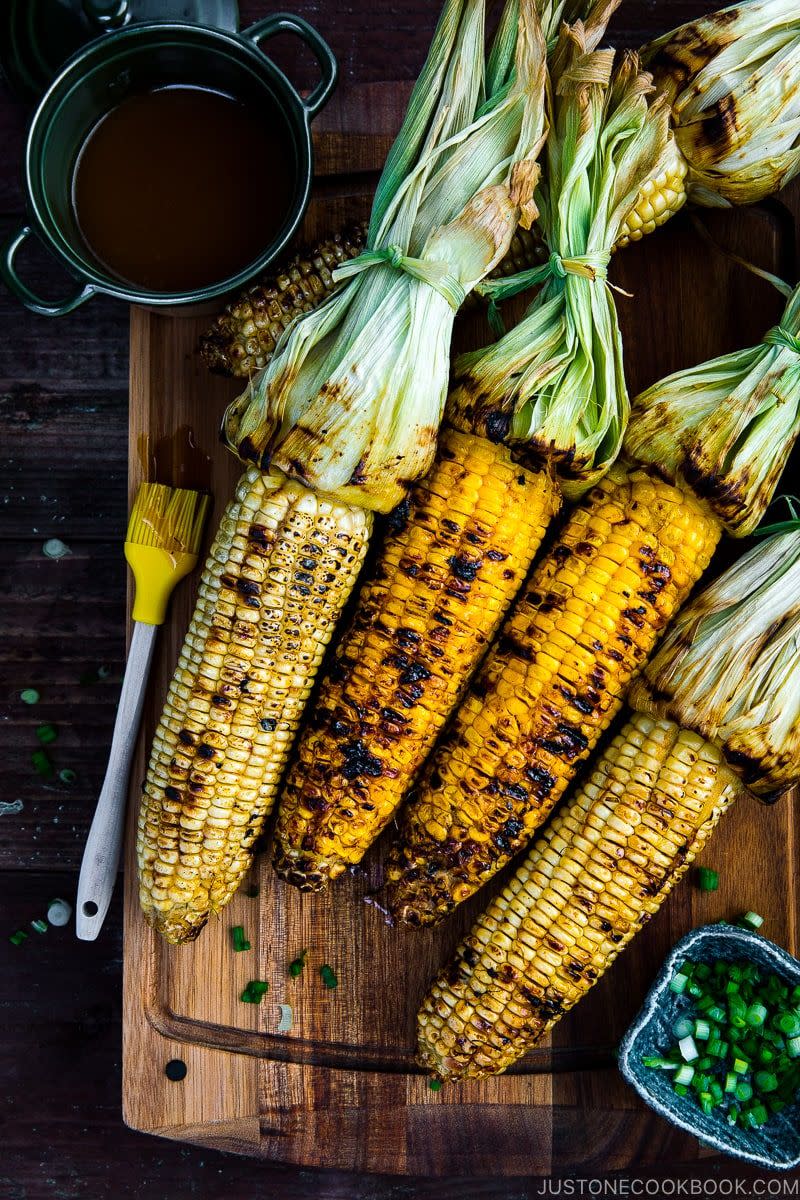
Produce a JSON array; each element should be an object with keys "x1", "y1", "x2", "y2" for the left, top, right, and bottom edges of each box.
[
  {"x1": 739, "y1": 911, "x2": 764, "y2": 931},
  {"x1": 643, "y1": 1055, "x2": 678, "y2": 1069},
  {"x1": 724, "y1": 1073, "x2": 738, "y2": 1093},
  {"x1": 9, "y1": 930, "x2": 27, "y2": 946},
  {"x1": 695, "y1": 1019, "x2": 712, "y2": 1041},
  {"x1": 787, "y1": 1036, "x2": 800, "y2": 1058},
  {"x1": 754, "y1": 1071, "x2": 779, "y2": 1093},
  {"x1": 669, "y1": 972, "x2": 689, "y2": 995},
  {"x1": 674, "y1": 1064, "x2": 695, "y2": 1086},
  {"x1": 777, "y1": 1013, "x2": 800, "y2": 1036},
  {"x1": 733, "y1": 1057, "x2": 749, "y2": 1075},
  {"x1": 696, "y1": 867, "x2": 719, "y2": 892},
  {"x1": 42, "y1": 537, "x2": 70, "y2": 559},
  {"x1": 673, "y1": 1016, "x2": 694, "y2": 1039},
  {"x1": 30, "y1": 919, "x2": 47, "y2": 934},
  {"x1": 31, "y1": 749, "x2": 54, "y2": 779},
  {"x1": 735, "y1": 1081, "x2": 753, "y2": 1103},
  {"x1": 746, "y1": 1003, "x2": 768, "y2": 1028},
  {"x1": 20, "y1": 688, "x2": 39, "y2": 705},
  {"x1": 679, "y1": 1036, "x2": 699, "y2": 1062},
  {"x1": 58, "y1": 768, "x2": 77, "y2": 784},
  {"x1": 36, "y1": 723, "x2": 57, "y2": 745},
  {"x1": 231, "y1": 925, "x2": 250, "y2": 952},
  {"x1": 240, "y1": 980, "x2": 269, "y2": 1004},
  {"x1": 320, "y1": 964, "x2": 338, "y2": 990},
  {"x1": 289, "y1": 950, "x2": 308, "y2": 978},
  {"x1": 428, "y1": 1079, "x2": 442, "y2": 1092}
]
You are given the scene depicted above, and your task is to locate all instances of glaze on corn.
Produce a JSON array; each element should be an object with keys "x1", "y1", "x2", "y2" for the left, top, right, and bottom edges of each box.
[
  {"x1": 417, "y1": 711, "x2": 745, "y2": 1081},
  {"x1": 273, "y1": 428, "x2": 560, "y2": 890},
  {"x1": 137, "y1": 468, "x2": 371, "y2": 943},
  {"x1": 386, "y1": 467, "x2": 721, "y2": 926}
]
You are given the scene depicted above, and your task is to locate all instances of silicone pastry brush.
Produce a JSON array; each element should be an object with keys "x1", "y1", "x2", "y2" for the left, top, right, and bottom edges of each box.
[{"x1": 76, "y1": 483, "x2": 209, "y2": 941}]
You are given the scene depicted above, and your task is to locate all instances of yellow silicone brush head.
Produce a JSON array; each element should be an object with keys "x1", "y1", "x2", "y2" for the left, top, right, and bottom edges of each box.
[{"x1": 124, "y1": 483, "x2": 211, "y2": 625}]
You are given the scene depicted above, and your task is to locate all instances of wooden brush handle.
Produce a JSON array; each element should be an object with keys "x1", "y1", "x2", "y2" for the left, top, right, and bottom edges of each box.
[{"x1": 76, "y1": 620, "x2": 158, "y2": 941}]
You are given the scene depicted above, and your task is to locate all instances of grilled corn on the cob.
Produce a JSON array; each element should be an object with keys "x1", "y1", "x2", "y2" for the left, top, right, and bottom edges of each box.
[
  {"x1": 200, "y1": 225, "x2": 368, "y2": 377},
  {"x1": 417, "y1": 526, "x2": 800, "y2": 1080},
  {"x1": 386, "y1": 466, "x2": 720, "y2": 926},
  {"x1": 200, "y1": 226, "x2": 546, "y2": 379},
  {"x1": 137, "y1": 468, "x2": 371, "y2": 943},
  {"x1": 417, "y1": 711, "x2": 745, "y2": 1080},
  {"x1": 273, "y1": 429, "x2": 560, "y2": 889}
]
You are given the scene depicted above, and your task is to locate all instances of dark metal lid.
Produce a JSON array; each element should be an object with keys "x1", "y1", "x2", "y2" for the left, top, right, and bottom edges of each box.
[{"x1": 0, "y1": 0, "x2": 239, "y2": 101}]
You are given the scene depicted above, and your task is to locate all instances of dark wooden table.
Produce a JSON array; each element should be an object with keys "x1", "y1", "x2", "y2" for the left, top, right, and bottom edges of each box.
[{"x1": 2, "y1": 2, "x2": 797, "y2": 1196}]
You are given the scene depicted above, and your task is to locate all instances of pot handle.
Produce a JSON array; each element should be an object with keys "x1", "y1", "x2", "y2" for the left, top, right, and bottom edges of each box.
[
  {"x1": 1, "y1": 226, "x2": 97, "y2": 317},
  {"x1": 244, "y1": 14, "x2": 338, "y2": 120}
]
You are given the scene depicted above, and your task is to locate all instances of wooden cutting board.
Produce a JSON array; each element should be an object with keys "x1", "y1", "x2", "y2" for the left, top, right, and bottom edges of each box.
[{"x1": 122, "y1": 81, "x2": 800, "y2": 1175}]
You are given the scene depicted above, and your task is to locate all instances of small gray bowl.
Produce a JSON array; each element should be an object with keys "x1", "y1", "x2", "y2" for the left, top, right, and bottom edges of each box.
[{"x1": 618, "y1": 923, "x2": 800, "y2": 1171}]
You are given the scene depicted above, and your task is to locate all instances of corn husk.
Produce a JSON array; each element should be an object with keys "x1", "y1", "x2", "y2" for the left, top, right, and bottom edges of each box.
[
  {"x1": 629, "y1": 528, "x2": 800, "y2": 796},
  {"x1": 446, "y1": 30, "x2": 670, "y2": 498},
  {"x1": 625, "y1": 283, "x2": 800, "y2": 537},
  {"x1": 642, "y1": 0, "x2": 800, "y2": 208},
  {"x1": 222, "y1": 0, "x2": 547, "y2": 514}
]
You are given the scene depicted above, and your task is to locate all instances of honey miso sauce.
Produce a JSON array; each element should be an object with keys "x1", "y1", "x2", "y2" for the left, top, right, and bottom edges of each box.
[{"x1": 72, "y1": 85, "x2": 294, "y2": 293}]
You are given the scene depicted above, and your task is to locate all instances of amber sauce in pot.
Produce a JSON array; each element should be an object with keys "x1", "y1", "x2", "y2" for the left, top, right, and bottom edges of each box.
[{"x1": 72, "y1": 85, "x2": 293, "y2": 293}]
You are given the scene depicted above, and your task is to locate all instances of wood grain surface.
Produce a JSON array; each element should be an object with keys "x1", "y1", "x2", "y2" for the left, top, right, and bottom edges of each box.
[{"x1": 1, "y1": 1, "x2": 799, "y2": 1195}]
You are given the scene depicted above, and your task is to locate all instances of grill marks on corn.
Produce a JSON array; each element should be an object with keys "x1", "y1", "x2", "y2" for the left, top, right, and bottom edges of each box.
[
  {"x1": 272, "y1": 429, "x2": 560, "y2": 891},
  {"x1": 136, "y1": 468, "x2": 371, "y2": 943},
  {"x1": 417, "y1": 712, "x2": 746, "y2": 1081},
  {"x1": 199, "y1": 225, "x2": 368, "y2": 377},
  {"x1": 386, "y1": 469, "x2": 721, "y2": 927}
]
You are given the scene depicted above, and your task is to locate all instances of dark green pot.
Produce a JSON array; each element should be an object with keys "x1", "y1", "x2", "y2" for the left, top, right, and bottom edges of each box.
[{"x1": 1, "y1": 14, "x2": 337, "y2": 315}]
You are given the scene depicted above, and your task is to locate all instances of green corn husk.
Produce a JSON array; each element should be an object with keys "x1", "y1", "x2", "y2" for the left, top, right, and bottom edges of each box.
[
  {"x1": 223, "y1": 0, "x2": 547, "y2": 514},
  {"x1": 625, "y1": 284, "x2": 800, "y2": 537},
  {"x1": 629, "y1": 527, "x2": 800, "y2": 797},
  {"x1": 642, "y1": 0, "x2": 800, "y2": 210},
  {"x1": 445, "y1": 32, "x2": 671, "y2": 498}
]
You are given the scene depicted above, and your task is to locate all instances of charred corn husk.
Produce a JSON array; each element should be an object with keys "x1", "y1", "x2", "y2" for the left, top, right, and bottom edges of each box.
[
  {"x1": 136, "y1": 468, "x2": 372, "y2": 943},
  {"x1": 620, "y1": 0, "x2": 800, "y2": 245},
  {"x1": 273, "y1": 429, "x2": 560, "y2": 889},
  {"x1": 625, "y1": 282, "x2": 800, "y2": 537},
  {"x1": 386, "y1": 466, "x2": 720, "y2": 926},
  {"x1": 417, "y1": 711, "x2": 746, "y2": 1080},
  {"x1": 450, "y1": 43, "x2": 672, "y2": 497},
  {"x1": 223, "y1": 0, "x2": 547, "y2": 513},
  {"x1": 417, "y1": 525, "x2": 800, "y2": 1081},
  {"x1": 630, "y1": 528, "x2": 800, "y2": 797}
]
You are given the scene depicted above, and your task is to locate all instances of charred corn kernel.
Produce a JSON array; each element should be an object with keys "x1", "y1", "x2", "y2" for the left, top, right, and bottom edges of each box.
[
  {"x1": 616, "y1": 140, "x2": 689, "y2": 247},
  {"x1": 386, "y1": 467, "x2": 721, "y2": 928},
  {"x1": 200, "y1": 226, "x2": 547, "y2": 379},
  {"x1": 272, "y1": 428, "x2": 561, "y2": 890},
  {"x1": 137, "y1": 467, "x2": 372, "y2": 944},
  {"x1": 417, "y1": 712, "x2": 746, "y2": 1081},
  {"x1": 199, "y1": 226, "x2": 368, "y2": 378}
]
